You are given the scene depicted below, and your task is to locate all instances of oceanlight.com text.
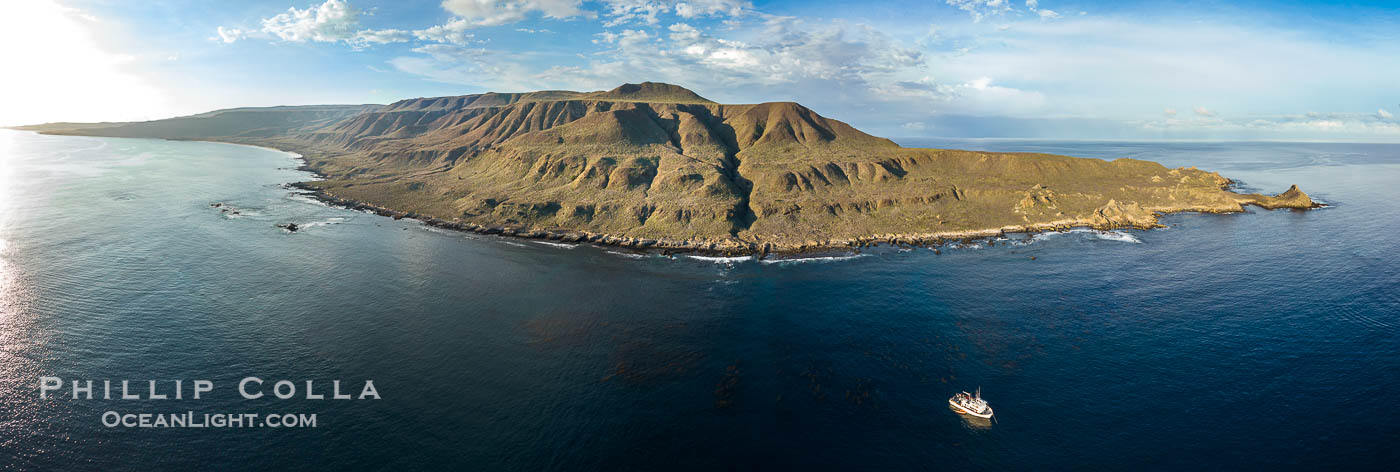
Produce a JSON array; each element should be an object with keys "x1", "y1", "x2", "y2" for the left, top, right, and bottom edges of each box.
[{"x1": 101, "y1": 411, "x2": 318, "y2": 428}]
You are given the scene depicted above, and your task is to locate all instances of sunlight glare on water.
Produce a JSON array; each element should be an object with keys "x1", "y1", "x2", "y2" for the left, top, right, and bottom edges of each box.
[
  {"x1": 1, "y1": 129, "x2": 15, "y2": 305},
  {"x1": 0, "y1": 129, "x2": 14, "y2": 218}
]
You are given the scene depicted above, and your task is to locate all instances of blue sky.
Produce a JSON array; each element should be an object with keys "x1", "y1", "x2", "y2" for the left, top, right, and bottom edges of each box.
[{"x1": 3, "y1": 0, "x2": 1398, "y2": 141}]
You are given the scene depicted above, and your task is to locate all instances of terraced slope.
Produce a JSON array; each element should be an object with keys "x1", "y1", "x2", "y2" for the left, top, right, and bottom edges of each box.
[{"x1": 14, "y1": 83, "x2": 1317, "y2": 253}]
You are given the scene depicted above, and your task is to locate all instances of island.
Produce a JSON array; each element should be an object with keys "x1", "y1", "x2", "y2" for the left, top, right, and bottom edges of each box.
[{"x1": 13, "y1": 82, "x2": 1318, "y2": 254}]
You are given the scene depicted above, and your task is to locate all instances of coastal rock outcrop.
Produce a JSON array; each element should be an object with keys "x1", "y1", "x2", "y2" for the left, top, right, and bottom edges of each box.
[
  {"x1": 1236, "y1": 184, "x2": 1318, "y2": 210},
  {"x1": 1092, "y1": 199, "x2": 1158, "y2": 229},
  {"x1": 1016, "y1": 184, "x2": 1057, "y2": 211}
]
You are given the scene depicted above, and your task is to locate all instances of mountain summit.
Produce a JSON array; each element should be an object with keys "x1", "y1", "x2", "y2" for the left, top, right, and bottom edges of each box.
[
  {"x1": 16, "y1": 83, "x2": 1316, "y2": 253},
  {"x1": 583, "y1": 82, "x2": 714, "y2": 104}
]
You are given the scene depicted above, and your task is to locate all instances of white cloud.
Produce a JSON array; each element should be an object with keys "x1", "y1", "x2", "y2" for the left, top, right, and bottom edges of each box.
[
  {"x1": 216, "y1": 26, "x2": 245, "y2": 43},
  {"x1": 599, "y1": 0, "x2": 748, "y2": 26},
  {"x1": 600, "y1": 0, "x2": 668, "y2": 26},
  {"x1": 1379, "y1": 108, "x2": 1395, "y2": 119},
  {"x1": 260, "y1": 0, "x2": 359, "y2": 42},
  {"x1": 681, "y1": 22, "x2": 923, "y2": 84},
  {"x1": 667, "y1": 22, "x2": 701, "y2": 42},
  {"x1": 902, "y1": 121, "x2": 928, "y2": 131},
  {"x1": 393, "y1": 15, "x2": 929, "y2": 108},
  {"x1": 220, "y1": 0, "x2": 409, "y2": 48},
  {"x1": 319, "y1": 0, "x2": 1400, "y2": 140},
  {"x1": 594, "y1": 29, "x2": 653, "y2": 47},
  {"x1": 354, "y1": 29, "x2": 412, "y2": 45},
  {"x1": 441, "y1": 0, "x2": 591, "y2": 27},
  {"x1": 946, "y1": 0, "x2": 1014, "y2": 22},
  {"x1": 674, "y1": 0, "x2": 749, "y2": 19},
  {"x1": 619, "y1": 29, "x2": 653, "y2": 47},
  {"x1": 415, "y1": 18, "x2": 478, "y2": 45},
  {"x1": 1021, "y1": 0, "x2": 1060, "y2": 20},
  {"x1": 225, "y1": 0, "x2": 594, "y2": 45},
  {"x1": 582, "y1": 19, "x2": 927, "y2": 86}
]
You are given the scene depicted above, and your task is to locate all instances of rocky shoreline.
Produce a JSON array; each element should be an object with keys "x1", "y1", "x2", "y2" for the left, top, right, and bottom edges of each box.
[
  {"x1": 209, "y1": 139, "x2": 1319, "y2": 257},
  {"x1": 173, "y1": 138, "x2": 1324, "y2": 257},
  {"x1": 284, "y1": 179, "x2": 1319, "y2": 257}
]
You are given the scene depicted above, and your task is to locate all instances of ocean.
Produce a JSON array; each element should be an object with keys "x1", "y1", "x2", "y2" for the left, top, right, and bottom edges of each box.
[{"x1": 1, "y1": 130, "x2": 1397, "y2": 469}]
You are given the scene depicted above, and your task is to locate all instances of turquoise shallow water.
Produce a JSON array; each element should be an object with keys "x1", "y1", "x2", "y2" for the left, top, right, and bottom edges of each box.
[{"x1": 1, "y1": 130, "x2": 1398, "y2": 469}]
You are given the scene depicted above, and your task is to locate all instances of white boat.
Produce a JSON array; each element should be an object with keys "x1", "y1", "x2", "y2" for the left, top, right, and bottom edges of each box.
[{"x1": 948, "y1": 387, "x2": 994, "y2": 419}]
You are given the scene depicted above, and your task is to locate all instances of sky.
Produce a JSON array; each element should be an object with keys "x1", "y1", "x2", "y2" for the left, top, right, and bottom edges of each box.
[{"x1": 1, "y1": 0, "x2": 1398, "y2": 141}]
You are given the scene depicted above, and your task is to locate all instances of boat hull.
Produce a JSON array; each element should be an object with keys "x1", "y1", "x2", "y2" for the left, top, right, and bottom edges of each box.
[{"x1": 948, "y1": 399, "x2": 994, "y2": 419}]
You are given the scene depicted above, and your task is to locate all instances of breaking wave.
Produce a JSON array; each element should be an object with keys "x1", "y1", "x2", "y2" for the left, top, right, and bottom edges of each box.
[
  {"x1": 684, "y1": 255, "x2": 752, "y2": 264},
  {"x1": 1093, "y1": 230, "x2": 1142, "y2": 243},
  {"x1": 1028, "y1": 228, "x2": 1142, "y2": 244},
  {"x1": 760, "y1": 254, "x2": 867, "y2": 264},
  {"x1": 299, "y1": 217, "x2": 350, "y2": 229},
  {"x1": 286, "y1": 192, "x2": 329, "y2": 207},
  {"x1": 605, "y1": 250, "x2": 646, "y2": 259}
]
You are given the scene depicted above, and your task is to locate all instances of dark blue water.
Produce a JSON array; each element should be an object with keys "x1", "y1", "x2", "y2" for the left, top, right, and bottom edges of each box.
[{"x1": 2, "y1": 131, "x2": 1397, "y2": 470}]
